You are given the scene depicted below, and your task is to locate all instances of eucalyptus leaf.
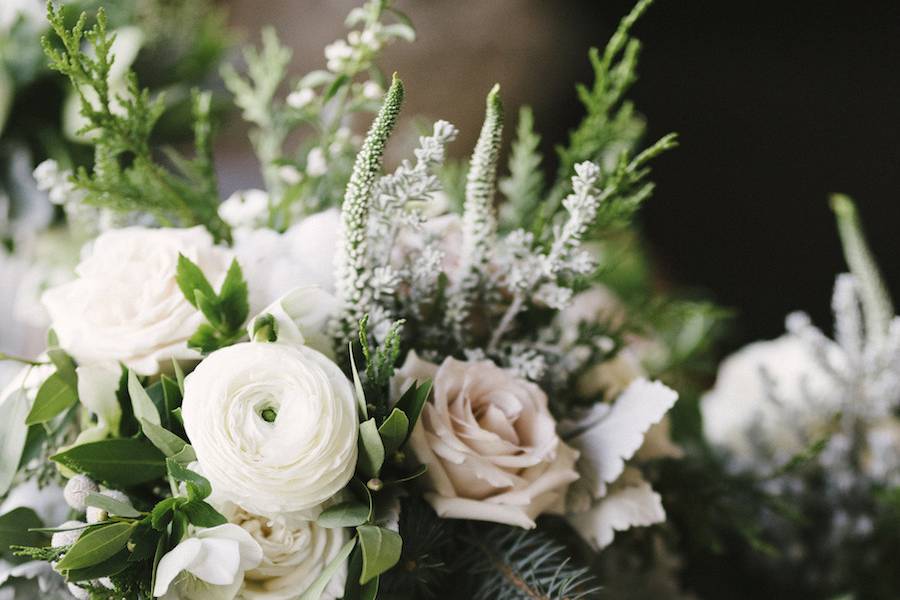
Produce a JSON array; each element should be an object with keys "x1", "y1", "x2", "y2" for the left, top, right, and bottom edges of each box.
[
  {"x1": 0, "y1": 389, "x2": 31, "y2": 495},
  {"x1": 25, "y1": 372, "x2": 77, "y2": 426},
  {"x1": 356, "y1": 525, "x2": 402, "y2": 585},
  {"x1": 128, "y1": 370, "x2": 160, "y2": 428},
  {"x1": 141, "y1": 418, "x2": 188, "y2": 457},
  {"x1": 55, "y1": 522, "x2": 133, "y2": 571},
  {"x1": 317, "y1": 501, "x2": 370, "y2": 528},
  {"x1": 85, "y1": 492, "x2": 140, "y2": 519},
  {"x1": 357, "y1": 419, "x2": 384, "y2": 479},
  {"x1": 298, "y1": 537, "x2": 356, "y2": 600}
]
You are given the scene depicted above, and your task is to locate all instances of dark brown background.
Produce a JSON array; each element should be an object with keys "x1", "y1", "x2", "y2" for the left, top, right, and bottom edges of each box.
[{"x1": 220, "y1": 0, "x2": 900, "y2": 351}]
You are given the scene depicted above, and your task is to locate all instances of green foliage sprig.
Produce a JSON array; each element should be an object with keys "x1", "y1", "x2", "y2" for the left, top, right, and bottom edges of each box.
[
  {"x1": 43, "y1": 4, "x2": 230, "y2": 241},
  {"x1": 175, "y1": 254, "x2": 250, "y2": 353}
]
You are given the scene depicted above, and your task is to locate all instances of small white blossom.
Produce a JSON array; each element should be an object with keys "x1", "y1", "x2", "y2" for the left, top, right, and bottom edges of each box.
[
  {"x1": 286, "y1": 87, "x2": 315, "y2": 109},
  {"x1": 306, "y1": 147, "x2": 328, "y2": 177}
]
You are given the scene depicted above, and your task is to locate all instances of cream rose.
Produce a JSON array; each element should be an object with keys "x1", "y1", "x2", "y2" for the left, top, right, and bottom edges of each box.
[
  {"x1": 219, "y1": 504, "x2": 348, "y2": 600},
  {"x1": 41, "y1": 226, "x2": 232, "y2": 375},
  {"x1": 182, "y1": 342, "x2": 358, "y2": 515},
  {"x1": 395, "y1": 353, "x2": 580, "y2": 529}
]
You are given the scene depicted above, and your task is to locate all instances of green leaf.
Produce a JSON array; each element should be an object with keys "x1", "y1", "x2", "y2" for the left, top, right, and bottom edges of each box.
[
  {"x1": 195, "y1": 289, "x2": 222, "y2": 329},
  {"x1": 84, "y1": 492, "x2": 140, "y2": 519},
  {"x1": 160, "y1": 375, "x2": 182, "y2": 430},
  {"x1": 141, "y1": 418, "x2": 188, "y2": 458},
  {"x1": 349, "y1": 345, "x2": 367, "y2": 419},
  {"x1": 356, "y1": 525, "x2": 402, "y2": 585},
  {"x1": 55, "y1": 522, "x2": 133, "y2": 571},
  {"x1": 324, "y1": 73, "x2": 349, "y2": 101},
  {"x1": 65, "y1": 548, "x2": 130, "y2": 581},
  {"x1": 218, "y1": 259, "x2": 249, "y2": 330},
  {"x1": 171, "y1": 359, "x2": 185, "y2": 393},
  {"x1": 150, "y1": 498, "x2": 179, "y2": 530},
  {"x1": 128, "y1": 370, "x2": 160, "y2": 428},
  {"x1": 395, "y1": 380, "x2": 431, "y2": 441},
  {"x1": 377, "y1": 408, "x2": 409, "y2": 457},
  {"x1": 25, "y1": 372, "x2": 77, "y2": 425},
  {"x1": 166, "y1": 458, "x2": 211, "y2": 500},
  {"x1": 0, "y1": 389, "x2": 31, "y2": 495},
  {"x1": 179, "y1": 500, "x2": 227, "y2": 528},
  {"x1": 317, "y1": 501, "x2": 370, "y2": 528},
  {"x1": 357, "y1": 419, "x2": 384, "y2": 479},
  {"x1": 170, "y1": 444, "x2": 197, "y2": 466},
  {"x1": 0, "y1": 507, "x2": 46, "y2": 555},
  {"x1": 298, "y1": 537, "x2": 356, "y2": 600},
  {"x1": 47, "y1": 348, "x2": 78, "y2": 389},
  {"x1": 51, "y1": 439, "x2": 166, "y2": 487},
  {"x1": 176, "y1": 254, "x2": 216, "y2": 310}
]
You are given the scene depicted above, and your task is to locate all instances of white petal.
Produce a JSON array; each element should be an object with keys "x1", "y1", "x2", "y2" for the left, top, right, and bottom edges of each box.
[
  {"x1": 76, "y1": 362, "x2": 122, "y2": 433},
  {"x1": 249, "y1": 286, "x2": 336, "y2": 359},
  {"x1": 196, "y1": 524, "x2": 264, "y2": 572},
  {"x1": 568, "y1": 476, "x2": 666, "y2": 549},
  {"x1": 154, "y1": 538, "x2": 204, "y2": 597},
  {"x1": 188, "y1": 538, "x2": 240, "y2": 586},
  {"x1": 570, "y1": 378, "x2": 677, "y2": 497}
]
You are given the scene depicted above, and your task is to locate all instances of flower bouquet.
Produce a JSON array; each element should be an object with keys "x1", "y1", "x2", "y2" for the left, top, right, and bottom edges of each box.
[{"x1": 0, "y1": 1, "x2": 720, "y2": 599}]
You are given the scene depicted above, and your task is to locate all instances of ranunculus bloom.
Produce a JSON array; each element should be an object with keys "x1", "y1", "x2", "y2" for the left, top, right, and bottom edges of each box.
[
  {"x1": 153, "y1": 524, "x2": 263, "y2": 599},
  {"x1": 182, "y1": 342, "x2": 358, "y2": 515},
  {"x1": 41, "y1": 226, "x2": 232, "y2": 375},
  {"x1": 220, "y1": 503, "x2": 348, "y2": 600},
  {"x1": 395, "y1": 352, "x2": 580, "y2": 529}
]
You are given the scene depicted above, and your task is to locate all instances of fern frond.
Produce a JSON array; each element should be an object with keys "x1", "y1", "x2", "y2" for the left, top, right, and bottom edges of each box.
[{"x1": 499, "y1": 106, "x2": 544, "y2": 233}]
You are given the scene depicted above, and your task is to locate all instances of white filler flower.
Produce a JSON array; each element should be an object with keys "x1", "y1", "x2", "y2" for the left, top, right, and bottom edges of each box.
[
  {"x1": 153, "y1": 524, "x2": 263, "y2": 599},
  {"x1": 42, "y1": 226, "x2": 232, "y2": 375},
  {"x1": 182, "y1": 342, "x2": 358, "y2": 515}
]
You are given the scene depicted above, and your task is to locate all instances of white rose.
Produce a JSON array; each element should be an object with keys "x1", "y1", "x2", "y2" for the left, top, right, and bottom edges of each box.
[
  {"x1": 182, "y1": 342, "x2": 358, "y2": 515},
  {"x1": 248, "y1": 286, "x2": 336, "y2": 360},
  {"x1": 153, "y1": 524, "x2": 263, "y2": 600},
  {"x1": 394, "y1": 353, "x2": 580, "y2": 529},
  {"x1": 233, "y1": 210, "x2": 340, "y2": 314},
  {"x1": 218, "y1": 504, "x2": 347, "y2": 600},
  {"x1": 701, "y1": 335, "x2": 839, "y2": 469},
  {"x1": 42, "y1": 227, "x2": 232, "y2": 375}
]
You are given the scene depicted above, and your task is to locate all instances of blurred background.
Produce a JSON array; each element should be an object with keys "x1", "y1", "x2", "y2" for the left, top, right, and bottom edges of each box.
[
  {"x1": 3, "y1": 0, "x2": 900, "y2": 357},
  {"x1": 217, "y1": 0, "x2": 900, "y2": 353}
]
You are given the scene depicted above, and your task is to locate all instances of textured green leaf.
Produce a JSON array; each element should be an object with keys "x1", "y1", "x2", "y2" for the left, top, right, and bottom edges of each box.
[
  {"x1": 357, "y1": 419, "x2": 384, "y2": 479},
  {"x1": 51, "y1": 439, "x2": 166, "y2": 487},
  {"x1": 47, "y1": 348, "x2": 77, "y2": 389},
  {"x1": 65, "y1": 549, "x2": 130, "y2": 581},
  {"x1": 25, "y1": 372, "x2": 77, "y2": 425},
  {"x1": 317, "y1": 501, "x2": 370, "y2": 528},
  {"x1": 356, "y1": 525, "x2": 402, "y2": 585},
  {"x1": 55, "y1": 522, "x2": 133, "y2": 571},
  {"x1": 395, "y1": 380, "x2": 431, "y2": 441},
  {"x1": 166, "y1": 458, "x2": 211, "y2": 500},
  {"x1": 298, "y1": 537, "x2": 355, "y2": 600}
]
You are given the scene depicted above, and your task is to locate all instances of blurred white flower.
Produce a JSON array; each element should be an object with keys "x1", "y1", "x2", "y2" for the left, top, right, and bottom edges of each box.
[
  {"x1": 219, "y1": 189, "x2": 270, "y2": 231},
  {"x1": 305, "y1": 147, "x2": 328, "y2": 177}
]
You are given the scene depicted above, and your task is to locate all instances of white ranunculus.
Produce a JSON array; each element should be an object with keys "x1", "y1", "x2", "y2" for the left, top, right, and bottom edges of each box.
[
  {"x1": 42, "y1": 227, "x2": 232, "y2": 375},
  {"x1": 248, "y1": 286, "x2": 336, "y2": 360},
  {"x1": 701, "y1": 335, "x2": 838, "y2": 469},
  {"x1": 394, "y1": 353, "x2": 580, "y2": 529},
  {"x1": 563, "y1": 378, "x2": 678, "y2": 549},
  {"x1": 153, "y1": 524, "x2": 263, "y2": 600},
  {"x1": 182, "y1": 342, "x2": 358, "y2": 515},
  {"x1": 218, "y1": 504, "x2": 347, "y2": 600},
  {"x1": 233, "y1": 209, "x2": 340, "y2": 314}
]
